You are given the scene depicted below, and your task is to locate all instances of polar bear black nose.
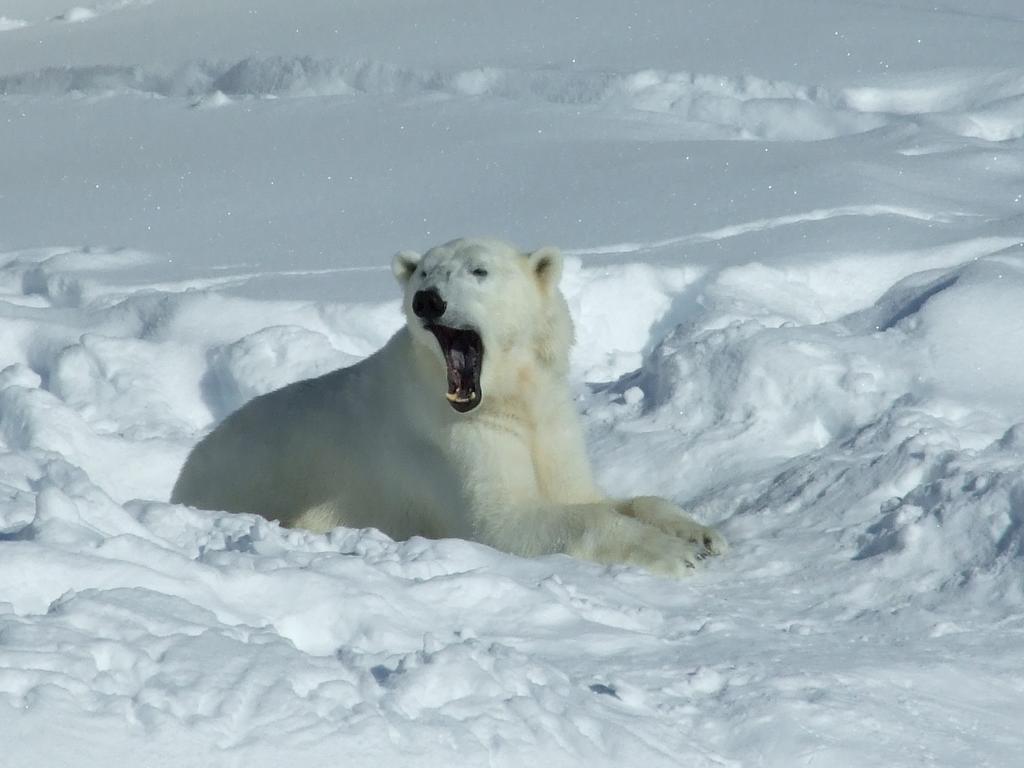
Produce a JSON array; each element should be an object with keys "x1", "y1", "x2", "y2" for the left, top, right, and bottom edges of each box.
[{"x1": 412, "y1": 289, "x2": 446, "y2": 321}]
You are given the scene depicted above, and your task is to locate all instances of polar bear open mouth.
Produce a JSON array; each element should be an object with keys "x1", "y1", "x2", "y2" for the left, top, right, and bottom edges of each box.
[{"x1": 426, "y1": 324, "x2": 484, "y2": 412}]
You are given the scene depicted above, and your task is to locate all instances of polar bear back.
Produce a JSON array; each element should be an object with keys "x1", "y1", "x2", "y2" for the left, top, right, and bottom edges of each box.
[{"x1": 171, "y1": 329, "x2": 467, "y2": 538}]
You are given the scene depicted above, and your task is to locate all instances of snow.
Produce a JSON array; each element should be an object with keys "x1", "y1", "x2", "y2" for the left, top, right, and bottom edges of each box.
[{"x1": 1, "y1": 0, "x2": 1023, "y2": 765}]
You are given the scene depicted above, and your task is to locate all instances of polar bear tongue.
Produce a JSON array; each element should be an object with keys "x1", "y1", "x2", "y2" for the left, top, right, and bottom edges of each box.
[{"x1": 428, "y1": 325, "x2": 483, "y2": 413}]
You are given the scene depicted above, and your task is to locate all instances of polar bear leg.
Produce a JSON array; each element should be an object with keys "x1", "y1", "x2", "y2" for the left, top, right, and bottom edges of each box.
[
  {"x1": 477, "y1": 499, "x2": 712, "y2": 576},
  {"x1": 457, "y1": 422, "x2": 723, "y2": 575},
  {"x1": 291, "y1": 500, "x2": 346, "y2": 535},
  {"x1": 617, "y1": 496, "x2": 728, "y2": 556}
]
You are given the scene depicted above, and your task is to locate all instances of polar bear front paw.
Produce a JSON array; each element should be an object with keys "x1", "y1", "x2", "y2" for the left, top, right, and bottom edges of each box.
[
  {"x1": 618, "y1": 496, "x2": 728, "y2": 558},
  {"x1": 569, "y1": 511, "x2": 723, "y2": 577}
]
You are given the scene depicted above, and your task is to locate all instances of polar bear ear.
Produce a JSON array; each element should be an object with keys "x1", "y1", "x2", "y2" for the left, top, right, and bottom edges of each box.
[
  {"x1": 392, "y1": 250, "x2": 422, "y2": 283},
  {"x1": 527, "y1": 246, "x2": 563, "y2": 292}
]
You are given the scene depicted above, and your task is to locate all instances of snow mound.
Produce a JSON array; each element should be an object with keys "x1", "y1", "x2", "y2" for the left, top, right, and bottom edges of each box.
[{"x1": 207, "y1": 326, "x2": 357, "y2": 416}]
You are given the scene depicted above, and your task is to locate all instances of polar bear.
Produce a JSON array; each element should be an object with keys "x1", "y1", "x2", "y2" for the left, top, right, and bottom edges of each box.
[{"x1": 171, "y1": 238, "x2": 725, "y2": 575}]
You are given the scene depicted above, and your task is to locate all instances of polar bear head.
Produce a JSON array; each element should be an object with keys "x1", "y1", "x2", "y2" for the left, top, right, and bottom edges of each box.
[{"x1": 392, "y1": 238, "x2": 573, "y2": 413}]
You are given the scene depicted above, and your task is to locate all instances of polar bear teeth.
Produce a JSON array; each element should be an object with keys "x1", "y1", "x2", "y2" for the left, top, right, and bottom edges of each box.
[{"x1": 426, "y1": 324, "x2": 484, "y2": 413}]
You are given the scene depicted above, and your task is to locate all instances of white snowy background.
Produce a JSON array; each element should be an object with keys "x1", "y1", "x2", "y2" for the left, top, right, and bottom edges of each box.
[{"x1": 1, "y1": 1, "x2": 1023, "y2": 766}]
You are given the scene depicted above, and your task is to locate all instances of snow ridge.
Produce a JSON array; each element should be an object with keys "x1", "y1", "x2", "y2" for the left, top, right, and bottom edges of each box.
[{"x1": 4, "y1": 57, "x2": 1023, "y2": 141}]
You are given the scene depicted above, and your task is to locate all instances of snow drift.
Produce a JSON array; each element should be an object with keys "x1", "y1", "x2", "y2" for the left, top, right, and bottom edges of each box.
[{"x1": 2, "y1": 0, "x2": 1024, "y2": 765}]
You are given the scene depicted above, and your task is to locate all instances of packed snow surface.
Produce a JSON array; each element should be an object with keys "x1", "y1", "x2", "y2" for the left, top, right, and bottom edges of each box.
[{"x1": 1, "y1": 1, "x2": 1023, "y2": 766}]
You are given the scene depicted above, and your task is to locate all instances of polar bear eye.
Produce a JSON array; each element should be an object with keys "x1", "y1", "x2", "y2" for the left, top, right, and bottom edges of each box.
[{"x1": 471, "y1": 267, "x2": 488, "y2": 278}]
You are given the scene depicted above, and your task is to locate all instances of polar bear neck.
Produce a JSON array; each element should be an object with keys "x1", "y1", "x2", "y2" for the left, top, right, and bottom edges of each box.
[{"x1": 531, "y1": 293, "x2": 574, "y2": 377}]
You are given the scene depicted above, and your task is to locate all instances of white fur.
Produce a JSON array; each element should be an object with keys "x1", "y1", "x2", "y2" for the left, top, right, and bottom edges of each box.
[{"x1": 171, "y1": 238, "x2": 725, "y2": 575}]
